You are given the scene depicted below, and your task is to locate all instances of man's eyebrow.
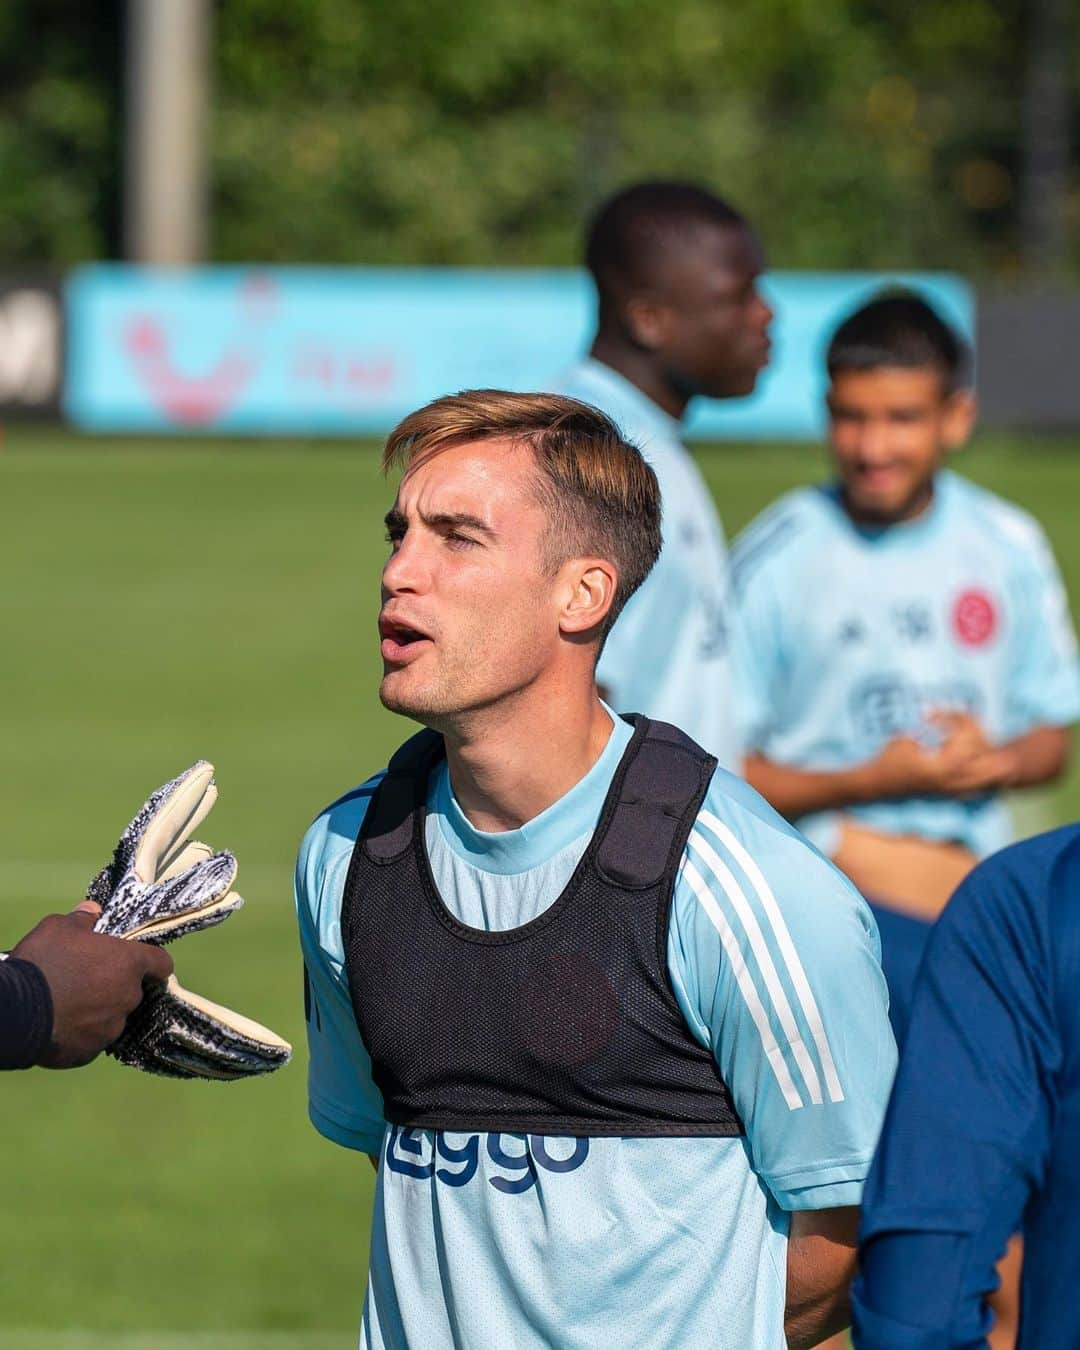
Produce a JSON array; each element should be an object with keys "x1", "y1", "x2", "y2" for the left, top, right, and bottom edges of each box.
[
  {"x1": 384, "y1": 507, "x2": 497, "y2": 537},
  {"x1": 425, "y1": 511, "x2": 497, "y2": 537}
]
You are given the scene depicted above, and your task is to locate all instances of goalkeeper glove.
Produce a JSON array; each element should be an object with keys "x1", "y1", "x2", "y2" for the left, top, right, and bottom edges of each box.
[{"x1": 90, "y1": 761, "x2": 291, "y2": 1081}]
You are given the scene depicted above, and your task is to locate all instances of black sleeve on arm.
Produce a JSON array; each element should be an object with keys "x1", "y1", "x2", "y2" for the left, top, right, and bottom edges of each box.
[{"x1": 0, "y1": 957, "x2": 54, "y2": 1069}]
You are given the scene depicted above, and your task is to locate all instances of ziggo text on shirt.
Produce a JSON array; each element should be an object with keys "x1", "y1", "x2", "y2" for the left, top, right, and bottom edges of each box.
[{"x1": 384, "y1": 1125, "x2": 590, "y2": 1193}]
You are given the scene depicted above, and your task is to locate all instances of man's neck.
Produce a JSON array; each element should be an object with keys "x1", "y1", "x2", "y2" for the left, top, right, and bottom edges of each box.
[
  {"x1": 588, "y1": 336, "x2": 688, "y2": 421},
  {"x1": 440, "y1": 683, "x2": 614, "y2": 833}
]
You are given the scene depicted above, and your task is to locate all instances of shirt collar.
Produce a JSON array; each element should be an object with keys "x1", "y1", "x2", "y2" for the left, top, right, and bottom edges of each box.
[{"x1": 431, "y1": 706, "x2": 635, "y2": 874}]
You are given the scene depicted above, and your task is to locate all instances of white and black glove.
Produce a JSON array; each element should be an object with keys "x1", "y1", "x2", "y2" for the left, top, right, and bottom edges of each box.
[{"x1": 90, "y1": 761, "x2": 291, "y2": 1081}]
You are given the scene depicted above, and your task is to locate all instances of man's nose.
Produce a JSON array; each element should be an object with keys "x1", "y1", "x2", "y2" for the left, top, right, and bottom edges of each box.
[
  {"x1": 381, "y1": 533, "x2": 428, "y2": 595},
  {"x1": 856, "y1": 421, "x2": 891, "y2": 457}
]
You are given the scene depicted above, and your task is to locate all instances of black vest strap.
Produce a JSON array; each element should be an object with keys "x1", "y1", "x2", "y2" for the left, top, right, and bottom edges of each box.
[
  {"x1": 362, "y1": 729, "x2": 443, "y2": 864},
  {"x1": 596, "y1": 718, "x2": 718, "y2": 889}
]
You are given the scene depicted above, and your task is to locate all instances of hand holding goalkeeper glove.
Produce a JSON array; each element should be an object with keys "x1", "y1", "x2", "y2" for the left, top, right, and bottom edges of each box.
[{"x1": 90, "y1": 761, "x2": 291, "y2": 1081}]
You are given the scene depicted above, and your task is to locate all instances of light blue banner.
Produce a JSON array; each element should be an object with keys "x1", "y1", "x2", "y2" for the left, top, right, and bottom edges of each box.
[{"x1": 64, "y1": 266, "x2": 972, "y2": 439}]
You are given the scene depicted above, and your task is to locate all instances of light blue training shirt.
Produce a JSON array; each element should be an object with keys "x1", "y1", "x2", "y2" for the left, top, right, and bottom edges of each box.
[
  {"x1": 297, "y1": 711, "x2": 896, "y2": 1350},
  {"x1": 551, "y1": 359, "x2": 739, "y2": 769},
  {"x1": 731, "y1": 470, "x2": 1080, "y2": 858}
]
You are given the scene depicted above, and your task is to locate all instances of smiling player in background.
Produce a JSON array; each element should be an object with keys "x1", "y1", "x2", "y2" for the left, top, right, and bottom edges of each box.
[
  {"x1": 732, "y1": 291, "x2": 1080, "y2": 1349},
  {"x1": 552, "y1": 181, "x2": 773, "y2": 768},
  {"x1": 732, "y1": 291, "x2": 1079, "y2": 1048}
]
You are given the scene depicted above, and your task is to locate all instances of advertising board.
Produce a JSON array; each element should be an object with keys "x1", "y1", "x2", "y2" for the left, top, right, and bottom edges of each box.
[{"x1": 65, "y1": 265, "x2": 972, "y2": 439}]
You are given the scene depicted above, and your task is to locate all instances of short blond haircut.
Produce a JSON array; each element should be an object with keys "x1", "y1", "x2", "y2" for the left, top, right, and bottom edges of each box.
[{"x1": 383, "y1": 389, "x2": 661, "y2": 638}]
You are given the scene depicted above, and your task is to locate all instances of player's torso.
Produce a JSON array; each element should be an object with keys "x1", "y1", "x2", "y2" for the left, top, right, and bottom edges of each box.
[
  {"x1": 355, "y1": 752, "x2": 786, "y2": 1349},
  {"x1": 1020, "y1": 1089, "x2": 1080, "y2": 1347},
  {"x1": 745, "y1": 480, "x2": 1029, "y2": 853},
  {"x1": 759, "y1": 486, "x2": 1019, "y2": 764},
  {"x1": 1020, "y1": 853, "x2": 1080, "y2": 1347},
  {"x1": 554, "y1": 362, "x2": 735, "y2": 762},
  {"x1": 364, "y1": 1128, "x2": 785, "y2": 1350},
  {"x1": 607, "y1": 435, "x2": 735, "y2": 756},
  {"x1": 640, "y1": 439, "x2": 731, "y2": 660}
]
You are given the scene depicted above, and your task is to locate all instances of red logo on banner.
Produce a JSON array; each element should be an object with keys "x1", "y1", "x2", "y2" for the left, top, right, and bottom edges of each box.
[
  {"x1": 120, "y1": 270, "x2": 399, "y2": 426},
  {"x1": 122, "y1": 272, "x2": 278, "y2": 425},
  {"x1": 953, "y1": 589, "x2": 997, "y2": 646},
  {"x1": 125, "y1": 317, "x2": 256, "y2": 425}
]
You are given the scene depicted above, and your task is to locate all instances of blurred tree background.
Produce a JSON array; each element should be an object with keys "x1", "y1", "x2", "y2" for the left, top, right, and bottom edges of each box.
[{"x1": 2, "y1": 0, "x2": 1076, "y2": 273}]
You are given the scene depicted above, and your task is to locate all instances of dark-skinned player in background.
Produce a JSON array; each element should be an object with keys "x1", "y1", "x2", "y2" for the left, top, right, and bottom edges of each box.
[{"x1": 553, "y1": 181, "x2": 773, "y2": 770}]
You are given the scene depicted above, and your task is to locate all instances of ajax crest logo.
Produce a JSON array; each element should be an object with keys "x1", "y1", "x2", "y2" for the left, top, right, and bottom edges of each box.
[{"x1": 952, "y1": 589, "x2": 997, "y2": 647}]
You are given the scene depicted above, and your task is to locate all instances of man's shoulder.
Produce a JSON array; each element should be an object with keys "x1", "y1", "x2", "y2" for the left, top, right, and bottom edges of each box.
[
  {"x1": 550, "y1": 358, "x2": 608, "y2": 400},
  {"x1": 674, "y1": 765, "x2": 885, "y2": 1105},
  {"x1": 296, "y1": 772, "x2": 386, "y2": 897},
  {"x1": 683, "y1": 764, "x2": 864, "y2": 916},
  {"x1": 947, "y1": 824, "x2": 1080, "y2": 932},
  {"x1": 929, "y1": 827, "x2": 1080, "y2": 1049},
  {"x1": 944, "y1": 470, "x2": 1050, "y2": 561},
  {"x1": 552, "y1": 361, "x2": 683, "y2": 455},
  {"x1": 695, "y1": 763, "x2": 811, "y2": 845},
  {"x1": 730, "y1": 487, "x2": 828, "y2": 597}
]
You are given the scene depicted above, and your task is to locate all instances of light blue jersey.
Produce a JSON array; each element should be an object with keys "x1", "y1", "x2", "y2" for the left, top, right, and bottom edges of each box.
[
  {"x1": 551, "y1": 359, "x2": 739, "y2": 768},
  {"x1": 732, "y1": 470, "x2": 1080, "y2": 857},
  {"x1": 297, "y1": 712, "x2": 895, "y2": 1350}
]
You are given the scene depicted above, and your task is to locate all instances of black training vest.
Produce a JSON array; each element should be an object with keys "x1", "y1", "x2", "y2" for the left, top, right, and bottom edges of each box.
[{"x1": 340, "y1": 715, "x2": 744, "y2": 1138}]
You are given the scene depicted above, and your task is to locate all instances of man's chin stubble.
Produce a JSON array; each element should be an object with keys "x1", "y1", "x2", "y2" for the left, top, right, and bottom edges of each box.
[{"x1": 379, "y1": 673, "x2": 451, "y2": 721}]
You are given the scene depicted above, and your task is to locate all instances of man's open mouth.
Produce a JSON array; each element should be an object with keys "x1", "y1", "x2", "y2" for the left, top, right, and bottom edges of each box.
[{"x1": 379, "y1": 616, "x2": 433, "y2": 663}]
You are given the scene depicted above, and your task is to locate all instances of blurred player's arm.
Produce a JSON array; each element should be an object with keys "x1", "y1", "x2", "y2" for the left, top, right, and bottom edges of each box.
[
  {"x1": 742, "y1": 753, "x2": 881, "y2": 819},
  {"x1": 993, "y1": 723, "x2": 1070, "y2": 788},
  {"x1": 743, "y1": 712, "x2": 1058, "y2": 822},
  {"x1": 785, "y1": 1206, "x2": 859, "y2": 1349}
]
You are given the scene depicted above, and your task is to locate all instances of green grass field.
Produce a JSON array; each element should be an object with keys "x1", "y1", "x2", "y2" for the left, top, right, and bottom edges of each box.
[{"x1": 2, "y1": 429, "x2": 1078, "y2": 1347}]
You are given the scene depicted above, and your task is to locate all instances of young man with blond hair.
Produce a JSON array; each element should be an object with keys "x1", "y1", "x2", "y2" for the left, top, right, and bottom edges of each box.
[{"x1": 297, "y1": 390, "x2": 894, "y2": 1349}]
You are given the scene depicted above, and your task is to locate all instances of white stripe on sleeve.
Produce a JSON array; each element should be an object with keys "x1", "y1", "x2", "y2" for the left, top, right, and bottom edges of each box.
[
  {"x1": 698, "y1": 810, "x2": 845, "y2": 1104},
  {"x1": 680, "y1": 857, "x2": 804, "y2": 1112},
  {"x1": 688, "y1": 829, "x2": 824, "y2": 1106}
]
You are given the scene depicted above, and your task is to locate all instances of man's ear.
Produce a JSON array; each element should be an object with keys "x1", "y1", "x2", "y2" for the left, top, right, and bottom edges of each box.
[
  {"x1": 942, "y1": 389, "x2": 977, "y2": 451},
  {"x1": 559, "y1": 558, "x2": 619, "y2": 638},
  {"x1": 622, "y1": 294, "x2": 670, "y2": 352}
]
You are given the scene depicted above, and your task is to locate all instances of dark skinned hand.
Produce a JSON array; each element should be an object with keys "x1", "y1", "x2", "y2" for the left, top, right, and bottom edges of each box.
[{"x1": 11, "y1": 901, "x2": 173, "y2": 1068}]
